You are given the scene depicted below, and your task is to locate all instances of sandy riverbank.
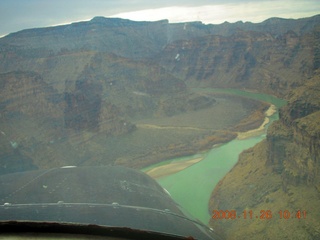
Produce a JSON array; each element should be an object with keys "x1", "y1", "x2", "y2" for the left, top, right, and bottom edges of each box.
[
  {"x1": 236, "y1": 104, "x2": 277, "y2": 140},
  {"x1": 145, "y1": 157, "x2": 203, "y2": 178}
]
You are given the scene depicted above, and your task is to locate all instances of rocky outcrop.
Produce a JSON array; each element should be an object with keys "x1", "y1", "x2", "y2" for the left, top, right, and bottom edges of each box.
[{"x1": 209, "y1": 74, "x2": 320, "y2": 239}]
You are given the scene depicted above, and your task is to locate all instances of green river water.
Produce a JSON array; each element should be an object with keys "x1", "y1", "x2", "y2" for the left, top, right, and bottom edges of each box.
[{"x1": 143, "y1": 88, "x2": 286, "y2": 225}]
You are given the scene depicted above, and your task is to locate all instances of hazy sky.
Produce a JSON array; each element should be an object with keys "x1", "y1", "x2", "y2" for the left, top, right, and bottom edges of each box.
[{"x1": 1, "y1": 0, "x2": 319, "y2": 37}]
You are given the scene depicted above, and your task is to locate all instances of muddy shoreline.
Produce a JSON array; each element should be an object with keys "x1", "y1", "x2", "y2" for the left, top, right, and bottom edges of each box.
[{"x1": 143, "y1": 104, "x2": 274, "y2": 178}]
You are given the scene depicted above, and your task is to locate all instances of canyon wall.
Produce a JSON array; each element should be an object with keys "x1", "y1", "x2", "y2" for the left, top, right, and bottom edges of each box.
[{"x1": 209, "y1": 74, "x2": 320, "y2": 239}]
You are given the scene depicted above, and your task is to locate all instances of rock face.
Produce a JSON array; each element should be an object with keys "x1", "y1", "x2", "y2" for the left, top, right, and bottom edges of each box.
[
  {"x1": 267, "y1": 76, "x2": 320, "y2": 187},
  {"x1": 209, "y1": 74, "x2": 320, "y2": 239},
  {"x1": 156, "y1": 28, "x2": 319, "y2": 96}
]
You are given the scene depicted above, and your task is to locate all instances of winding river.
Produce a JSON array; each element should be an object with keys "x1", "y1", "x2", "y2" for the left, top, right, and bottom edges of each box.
[{"x1": 142, "y1": 88, "x2": 286, "y2": 225}]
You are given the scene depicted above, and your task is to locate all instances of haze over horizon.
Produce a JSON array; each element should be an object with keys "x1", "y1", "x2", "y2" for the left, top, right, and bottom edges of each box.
[{"x1": 1, "y1": 0, "x2": 319, "y2": 37}]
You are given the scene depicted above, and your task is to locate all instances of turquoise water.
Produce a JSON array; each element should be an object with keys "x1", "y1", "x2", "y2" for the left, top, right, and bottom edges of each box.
[
  {"x1": 192, "y1": 88, "x2": 287, "y2": 108},
  {"x1": 146, "y1": 88, "x2": 286, "y2": 224},
  {"x1": 158, "y1": 135, "x2": 265, "y2": 224}
]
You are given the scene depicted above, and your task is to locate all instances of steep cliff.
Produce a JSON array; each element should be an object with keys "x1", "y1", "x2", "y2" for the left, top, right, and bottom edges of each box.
[
  {"x1": 156, "y1": 27, "x2": 319, "y2": 97},
  {"x1": 268, "y1": 77, "x2": 320, "y2": 179},
  {"x1": 209, "y1": 74, "x2": 320, "y2": 239}
]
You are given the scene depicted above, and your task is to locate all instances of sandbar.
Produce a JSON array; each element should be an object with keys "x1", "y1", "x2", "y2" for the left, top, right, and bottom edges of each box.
[
  {"x1": 145, "y1": 157, "x2": 203, "y2": 179},
  {"x1": 236, "y1": 104, "x2": 277, "y2": 140}
]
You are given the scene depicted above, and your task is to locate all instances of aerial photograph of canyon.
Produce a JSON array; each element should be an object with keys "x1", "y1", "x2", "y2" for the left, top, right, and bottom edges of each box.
[{"x1": 0, "y1": 1, "x2": 319, "y2": 239}]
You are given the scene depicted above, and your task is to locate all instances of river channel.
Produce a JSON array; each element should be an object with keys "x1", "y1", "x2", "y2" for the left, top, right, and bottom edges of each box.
[{"x1": 142, "y1": 88, "x2": 286, "y2": 225}]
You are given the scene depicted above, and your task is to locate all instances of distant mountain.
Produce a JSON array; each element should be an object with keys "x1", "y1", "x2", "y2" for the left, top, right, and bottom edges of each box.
[
  {"x1": 1, "y1": 15, "x2": 319, "y2": 59},
  {"x1": 0, "y1": 15, "x2": 319, "y2": 96}
]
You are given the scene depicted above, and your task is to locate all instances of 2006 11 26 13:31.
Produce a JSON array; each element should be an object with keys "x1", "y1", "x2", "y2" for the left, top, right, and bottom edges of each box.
[{"x1": 212, "y1": 210, "x2": 307, "y2": 220}]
